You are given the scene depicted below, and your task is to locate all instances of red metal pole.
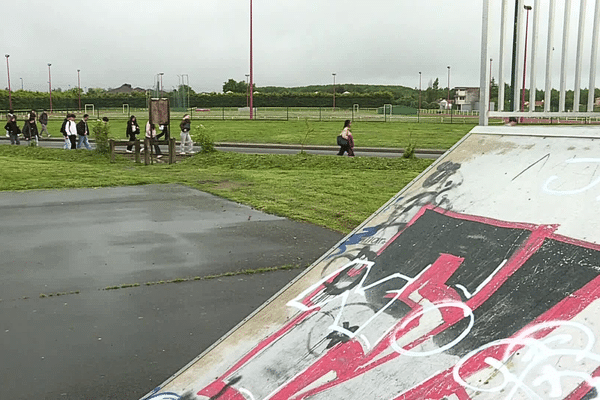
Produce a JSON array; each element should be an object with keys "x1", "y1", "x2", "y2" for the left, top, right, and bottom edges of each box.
[
  {"x1": 5, "y1": 55, "x2": 12, "y2": 110},
  {"x1": 249, "y1": 0, "x2": 254, "y2": 120}
]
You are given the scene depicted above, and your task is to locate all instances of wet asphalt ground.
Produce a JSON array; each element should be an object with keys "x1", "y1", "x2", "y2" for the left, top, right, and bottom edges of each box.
[{"x1": 0, "y1": 184, "x2": 344, "y2": 400}]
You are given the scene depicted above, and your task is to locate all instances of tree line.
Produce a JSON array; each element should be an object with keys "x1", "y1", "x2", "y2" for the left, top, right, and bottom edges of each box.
[{"x1": 3, "y1": 77, "x2": 596, "y2": 112}]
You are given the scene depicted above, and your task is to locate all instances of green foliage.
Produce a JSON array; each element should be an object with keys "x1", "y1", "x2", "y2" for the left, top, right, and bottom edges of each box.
[
  {"x1": 222, "y1": 78, "x2": 252, "y2": 94},
  {"x1": 402, "y1": 142, "x2": 416, "y2": 159},
  {"x1": 194, "y1": 124, "x2": 216, "y2": 153},
  {"x1": 92, "y1": 120, "x2": 110, "y2": 155}
]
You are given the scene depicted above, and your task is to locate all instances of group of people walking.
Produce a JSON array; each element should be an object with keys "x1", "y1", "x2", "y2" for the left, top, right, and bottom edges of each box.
[
  {"x1": 5, "y1": 110, "x2": 196, "y2": 155},
  {"x1": 125, "y1": 114, "x2": 194, "y2": 156},
  {"x1": 4, "y1": 109, "x2": 51, "y2": 145},
  {"x1": 60, "y1": 113, "x2": 92, "y2": 150},
  {"x1": 4, "y1": 109, "x2": 92, "y2": 150}
]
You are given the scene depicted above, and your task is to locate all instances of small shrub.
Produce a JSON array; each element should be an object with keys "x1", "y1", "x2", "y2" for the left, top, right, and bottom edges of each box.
[
  {"x1": 92, "y1": 120, "x2": 110, "y2": 155},
  {"x1": 403, "y1": 142, "x2": 416, "y2": 159},
  {"x1": 194, "y1": 124, "x2": 216, "y2": 153}
]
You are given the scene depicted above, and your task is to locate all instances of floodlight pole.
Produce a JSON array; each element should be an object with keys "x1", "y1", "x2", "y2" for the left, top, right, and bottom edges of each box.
[
  {"x1": 48, "y1": 63, "x2": 53, "y2": 112},
  {"x1": 20, "y1": 77, "x2": 23, "y2": 90},
  {"x1": 249, "y1": 0, "x2": 254, "y2": 119},
  {"x1": 5, "y1": 55, "x2": 12, "y2": 110},
  {"x1": 332, "y1": 73, "x2": 336, "y2": 110},
  {"x1": 77, "y1": 69, "x2": 81, "y2": 110},
  {"x1": 159, "y1": 73, "x2": 164, "y2": 97}
]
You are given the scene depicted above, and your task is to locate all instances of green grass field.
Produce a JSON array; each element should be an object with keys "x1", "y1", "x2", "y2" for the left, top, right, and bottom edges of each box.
[
  {"x1": 0, "y1": 146, "x2": 434, "y2": 233},
  {"x1": 37, "y1": 118, "x2": 473, "y2": 150}
]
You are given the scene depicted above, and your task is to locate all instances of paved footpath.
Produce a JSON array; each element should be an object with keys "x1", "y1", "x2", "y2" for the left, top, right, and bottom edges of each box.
[{"x1": 0, "y1": 184, "x2": 343, "y2": 400}]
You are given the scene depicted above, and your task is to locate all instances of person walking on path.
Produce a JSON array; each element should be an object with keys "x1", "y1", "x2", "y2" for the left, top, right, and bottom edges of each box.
[
  {"x1": 179, "y1": 115, "x2": 194, "y2": 155},
  {"x1": 337, "y1": 119, "x2": 355, "y2": 157},
  {"x1": 4, "y1": 115, "x2": 20, "y2": 145},
  {"x1": 125, "y1": 115, "x2": 140, "y2": 153},
  {"x1": 6, "y1": 109, "x2": 15, "y2": 137},
  {"x1": 77, "y1": 114, "x2": 92, "y2": 150},
  {"x1": 39, "y1": 110, "x2": 50, "y2": 137},
  {"x1": 64, "y1": 114, "x2": 78, "y2": 149},
  {"x1": 145, "y1": 121, "x2": 162, "y2": 158},
  {"x1": 22, "y1": 116, "x2": 40, "y2": 145}
]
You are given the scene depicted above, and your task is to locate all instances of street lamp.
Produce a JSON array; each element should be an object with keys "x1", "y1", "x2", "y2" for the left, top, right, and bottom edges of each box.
[
  {"x1": 521, "y1": 5, "x2": 532, "y2": 112},
  {"x1": 158, "y1": 72, "x2": 164, "y2": 97},
  {"x1": 249, "y1": 0, "x2": 254, "y2": 120},
  {"x1": 5, "y1": 55, "x2": 12, "y2": 110},
  {"x1": 447, "y1": 66, "x2": 451, "y2": 110},
  {"x1": 332, "y1": 73, "x2": 337, "y2": 110},
  {"x1": 77, "y1": 69, "x2": 81, "y2": 110},
  {"x1": 48, "y1": 63, "x2": 53, "y2": 113}
]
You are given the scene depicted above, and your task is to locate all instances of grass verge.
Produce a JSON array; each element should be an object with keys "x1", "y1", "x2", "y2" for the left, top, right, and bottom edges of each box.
[{"x1": 0, "y1": 146, "x2": 433, "y2": 233}]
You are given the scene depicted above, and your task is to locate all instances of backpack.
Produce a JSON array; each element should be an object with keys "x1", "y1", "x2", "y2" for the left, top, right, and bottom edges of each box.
[{"x1": 60, "y1": 119, "x2": 68, "y2": 135}]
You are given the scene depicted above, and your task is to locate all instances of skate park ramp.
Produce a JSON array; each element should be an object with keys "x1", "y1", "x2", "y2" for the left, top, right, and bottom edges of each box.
[{"x1": 143, "y1": 125, "x2": 600, "y2": 400}]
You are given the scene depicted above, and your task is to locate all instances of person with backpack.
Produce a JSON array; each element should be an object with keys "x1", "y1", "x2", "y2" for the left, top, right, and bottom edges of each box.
[
  {"x1": 60, "y1": 114, "x2": 69, "y2": 148},
  {"x1": 4, "y1": 115, "x2": 20, "y2": 145},
  {"x1": 22, "y1": 116, "x2": 40, "y2": 145}
]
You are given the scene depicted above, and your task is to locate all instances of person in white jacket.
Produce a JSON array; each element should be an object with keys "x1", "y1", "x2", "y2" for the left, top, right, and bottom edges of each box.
[
  {"x1": 145, "y1": 121, "x2": 163, "y2": 158},
  {"x1": 64, "y1": 114, "x2": 78, "y2": 149}
]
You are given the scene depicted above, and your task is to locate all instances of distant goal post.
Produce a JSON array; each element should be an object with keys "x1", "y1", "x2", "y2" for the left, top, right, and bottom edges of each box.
[{"x1": 84, "y1": 104, "x2": 95, "y2": 115}]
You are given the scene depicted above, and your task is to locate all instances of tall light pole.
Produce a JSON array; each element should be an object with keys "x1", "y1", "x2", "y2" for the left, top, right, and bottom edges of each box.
[
  {"x1": 332, "y1": 73, "x2": 336, "y2": 110},
  {"x1": 245, "y1": 73, "x2": 250, "y2": 107},
  {"x1": 20, "y1": 77, "x2": 23, "y2": 90},
  {"x1": 249, "y1": 0, "x2": 254, "y2": 120},
  {"x1": 48, "y1": 63, "x2": 53, "y2": 113},
  {"x1": 5, "y1": 55, "x2": 12, "y2": 110},
  {"x1": 182, "y1": 74, "x2": 189, "y2": 111},
  {"x1": 77, "y1": 69, "x2": 81, "y2": 110},
  {"x1": 521, "y1": 5, "x2": 532, "y2": 112},
  {"x1": 447, "y1": 66, "x2": 451, "y2": 111},
  {"x1": 159, "y1": 72, "x2": 164, "y2": 97}
]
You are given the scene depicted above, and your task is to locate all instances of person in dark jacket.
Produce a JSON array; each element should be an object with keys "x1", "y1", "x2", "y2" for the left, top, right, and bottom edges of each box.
[
  {"x1": 22, "y1": 116, "x2": 39, "y2": 145},
  {"x1": 39, "y1": 110, "x2": 50, "y2": 137},
  {"x1": 76, "y1": 114, "x2": 92, "y2": 150},
  {"x1": 125, "y1": 115, "x2": 140, "y2": 153},
  {"x1": 4, "y1": 115, "x2": 20, "y2": 145}
]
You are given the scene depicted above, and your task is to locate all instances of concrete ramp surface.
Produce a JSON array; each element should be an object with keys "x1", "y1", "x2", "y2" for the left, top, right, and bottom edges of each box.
[{"x1": 144, "y1": 126, "x2": 600, "y2": 400}]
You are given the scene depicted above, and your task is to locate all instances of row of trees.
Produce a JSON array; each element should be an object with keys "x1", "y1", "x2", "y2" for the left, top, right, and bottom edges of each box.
[{"x1": 3, "y1": 78, "x2": 598, "y2": 112}]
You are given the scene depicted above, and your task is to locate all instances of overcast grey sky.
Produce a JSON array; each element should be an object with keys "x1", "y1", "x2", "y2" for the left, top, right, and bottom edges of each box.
[{"x1": 4, "y1": 0, "x2": 591, "y2": 94}]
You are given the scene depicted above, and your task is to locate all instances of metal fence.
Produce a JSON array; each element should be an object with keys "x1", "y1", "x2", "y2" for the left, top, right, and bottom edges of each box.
[{"x1": 480, "y1": 0, "x2": 600, "y2": 125}]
